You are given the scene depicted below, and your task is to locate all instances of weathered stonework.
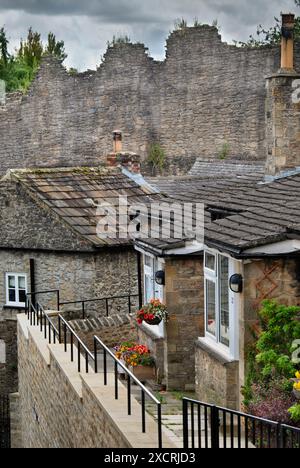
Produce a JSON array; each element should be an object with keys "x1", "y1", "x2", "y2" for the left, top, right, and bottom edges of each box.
[
  {"x1": 69, "y1": 314, "x2": 138, "y2": 350},
  {"x1": 0, "y1": 319, "x2": 17, "y2": 395},
  {"x1": 17, "y1": 315, "x2": 175, "y2": 448},
  {"x1": 266, "y1": 73, "x2": 300, "y2": 175},
  {"x1": 136, "y1": 324, "x2": 165, "y2": 382},
  {"x1": 1, "y1": 28, "x2": 300, "y2": 176},
  {"x1": 164, "y1": 256, "x2": 204, "y2": 391},
  {"x1": 195, "y1": 341, "x2": 239, "y2": 410}
]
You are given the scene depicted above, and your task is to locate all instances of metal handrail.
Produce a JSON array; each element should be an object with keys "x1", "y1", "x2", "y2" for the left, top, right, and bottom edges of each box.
[
  {"x1": 26, "y1": 290, "x2": 60, "y2": 311},
  {"x1": 59, "y1": 294, "x2": 140, "y2": 318},
  {"x1": 182, "y1": 397, "x2": 300, "y2": 449},
  {"x1": 24, "y1": 300, "x2": 163, "y2": 448},
  {"x1": 94, "y1": 336, "x2": 162, "y2": 448},
  {"x1": 58, "y1": 314, "x2": 94, "y2": 373}
]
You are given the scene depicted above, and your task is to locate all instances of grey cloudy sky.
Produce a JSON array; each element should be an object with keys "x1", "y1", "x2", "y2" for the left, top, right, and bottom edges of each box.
[{"x1": 0, "y1": 0, "x2": 298, "y2": 70}]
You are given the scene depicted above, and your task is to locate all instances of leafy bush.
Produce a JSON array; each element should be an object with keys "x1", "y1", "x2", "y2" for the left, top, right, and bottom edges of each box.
[
  {"x1": 147, "y1": 143, "x2": 166, "y2": 175},
  {"x1": 244, "y1": 300, "x2": 300, "y2": 426}
]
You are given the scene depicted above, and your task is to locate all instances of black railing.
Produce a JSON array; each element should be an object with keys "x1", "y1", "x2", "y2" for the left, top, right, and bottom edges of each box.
[
  {"x1": 94, "y1": 336, "x2": 162, "y2": 448},
  {"x1": 59, "y1": 294, "x2": 140, "y2": 319},
  {"x1": 26, "y1": 290, "x2": 60, "y2": 312},
  {"x1": 25, "y1": 297, "x2": 163, "y2": 448},
  {"x1": 0, "y1": 395, "x2": 10, "y2": 449},
  {"x1": 183, "y1": 398, "x2": 300, "y2": 449}
]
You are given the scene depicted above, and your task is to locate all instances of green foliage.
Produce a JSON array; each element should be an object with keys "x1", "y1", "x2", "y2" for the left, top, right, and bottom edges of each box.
[
  {"x1": 0, "y1": 27, "x2": 67, "y2": 93},
  {"x1": 45, "y1": 32, "x2": 67, "y2": 62},
  {"x1": 255, "y1": 301, "x2": 300, "y2": 379},
  {"x1": 147, "y1": 143, "x2": 166, "y2": 175},
  {"x1": 0, "y1": 27, "x2": 9, "y2": 64},
  {"x1": 107, "y1": 35, "x2": 131, "y2": 48},
  {"x1": 289, "y1": 403, "x2": 300, "y2": 422},
  {"x1": 235, "y1": 1, "x2": 300, "y2": 47},
  {"x1": 218, "y1": 141, "x2": 230, "y2": 160},
  {"x1": 174, "y1": 18, "x2": 188, "y2": 31},
  {"x1": 193, "y1": 18, "x2": 202, "y2": 28}
]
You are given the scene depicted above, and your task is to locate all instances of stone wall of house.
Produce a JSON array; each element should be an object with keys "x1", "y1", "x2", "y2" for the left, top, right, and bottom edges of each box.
[
  {"x1": 164, "y1": 256, "x2": 204, "y2": 391},
  {"x1": 0, "y1": 319, "x2": 18, "y2": 395},
  {"x1": 17, "y1": 315, "x2": 175, "y2": 448},
  {"x1": 0, "y1": 249, "x2": 138, "y2": 313},
  {"x1": 1, "y1": 28, "x2": 300, "y2": 175},
  {"x1": 195, "y1": 341, "x2": 239, "y2": 409},
  {"x1": 242, "y1": 257, "x2": 300, "y2": 386}
]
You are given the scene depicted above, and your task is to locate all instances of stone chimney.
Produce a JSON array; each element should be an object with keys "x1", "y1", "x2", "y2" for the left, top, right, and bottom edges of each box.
[
  {"x1": 107, "y1": 131, "x2": 141, "y2": 174},
  {"x1": 265, "y1": 13, "x2": 300, "y2": 178}
]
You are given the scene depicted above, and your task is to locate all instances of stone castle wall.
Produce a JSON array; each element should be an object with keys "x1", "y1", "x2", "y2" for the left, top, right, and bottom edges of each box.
[{"x1": 1, "y1": 27, "x2": 300, "y2": 175}]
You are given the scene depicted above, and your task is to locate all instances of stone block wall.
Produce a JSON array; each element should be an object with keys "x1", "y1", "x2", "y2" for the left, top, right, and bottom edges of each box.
[
  {"x1": 136, "y1": 324, "x2": 165, "y2": 383},
  {"x1": 164, "y1": 256, "x2": 204, "y2": 391},
  {"x1": 17, "y1": 315, "x2": 175, "y2": 448},
  {"x1": 0, "y1": 319, "x2": 18, "y2": 395},
  {"x1": 1, "y1": 28, "x2": 300, "y2": 176},
  {"x1": 195, "y1": 341, "x2": 239, "y2": 410},
  {"x1": 266, "y1": 74, "x2": 300, "y2": 175},
  {"x1": 69, "y1": 314, "x2": 138, "y2": 350}
]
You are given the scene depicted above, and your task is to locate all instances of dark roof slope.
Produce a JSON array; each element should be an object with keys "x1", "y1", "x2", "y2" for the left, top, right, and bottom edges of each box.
[
  {"x1": 188, "y1": 158, "x2": 265, "y2": 178},
  {"x1": 8, "y1": 167, "x2": 163, "y2": 248}
]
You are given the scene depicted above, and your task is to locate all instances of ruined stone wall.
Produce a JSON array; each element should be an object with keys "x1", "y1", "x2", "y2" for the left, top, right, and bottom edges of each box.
[{"x1": 1, "y1": 27, "x2": 300, "y2": 175}]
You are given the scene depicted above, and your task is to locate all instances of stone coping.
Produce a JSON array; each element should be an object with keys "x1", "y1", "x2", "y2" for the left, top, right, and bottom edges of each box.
[{"x1": 195, "y1": 337, "x2": 238, "y2": 366}]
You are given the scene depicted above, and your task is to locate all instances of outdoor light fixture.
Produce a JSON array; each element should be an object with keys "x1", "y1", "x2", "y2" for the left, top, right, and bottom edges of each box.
[
  {"x1": 155, "y1": 270, "x2": 165, "y2": 286},
  {"x1": 229, "y1": 274, "x2": 243, "y2": 294}
]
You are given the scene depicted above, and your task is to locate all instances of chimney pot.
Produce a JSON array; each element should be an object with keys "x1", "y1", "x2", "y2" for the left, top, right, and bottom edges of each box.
[
  {"x1": 280, "y1": 13, "x2": 295, "y2": 72},
  {"x1": 113, "y1": 130, "x2": 122, "y2": 153}
]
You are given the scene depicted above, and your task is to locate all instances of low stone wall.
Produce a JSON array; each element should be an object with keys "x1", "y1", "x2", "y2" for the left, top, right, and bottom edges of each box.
[
  {"x1": 195, "y1": 340, "x2": 239, "y2": 410},
  {"x1": 68, "y1": 314, "x2": 138, "y2": 350},
  {"x1": 9, "y1": 393, "x2": 22, "y2": 449},
  {"x1": 136, "y1": 324, "x2": 165, "y2": 383},
  {"x1": 18, "y1": 314, "x2": 175, "y2": 448}
]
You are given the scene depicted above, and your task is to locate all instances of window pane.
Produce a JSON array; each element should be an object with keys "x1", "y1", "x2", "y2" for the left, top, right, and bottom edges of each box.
[
  {"x1": 205, "y1": 253, "x2": 216, "y2": 271},
  {"x1": 206, "y1": 280, "x2": 216, "y2": 336},
  {"x1": 9, "y1": 289, "x2": 16, "y2": 303},
  {"x1": 219, "y1": 256, "x2": 230, "y2": 347},
  {"x1": 18, "y1": 276, "x2": 26, "y2": 290},
  {"x1": 19, "y1": 289, "x2": 26, "y2": 304},
  {"x1": 8, "y1": 276, "x2": 15, "y2": 288},
  {"x1": 145, "y1": 275, "x2": 154, "y2": 303},
  {"x1": 144, "y1": 255, "x2": 153, "y2": 268}
]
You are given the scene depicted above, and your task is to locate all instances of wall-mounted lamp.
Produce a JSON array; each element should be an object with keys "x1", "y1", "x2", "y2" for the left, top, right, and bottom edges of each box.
[
  {"x1": 155, "y1": 270, "x2": 165, "y2": 286},
  {"x1": 229, "y1": 274, "x2": 243, "y2": 294}
]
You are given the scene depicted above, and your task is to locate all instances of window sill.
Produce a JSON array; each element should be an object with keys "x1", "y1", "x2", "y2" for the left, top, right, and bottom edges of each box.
[
  {"x1": 135, "y1": 322, "x2": 164, "y2": 341},
  {"x1": 3, "y1": 305, "x2": 26, "y2": 311},
  {"x1": 196, "y1": 337, "x2": 238, "y2": 365}
]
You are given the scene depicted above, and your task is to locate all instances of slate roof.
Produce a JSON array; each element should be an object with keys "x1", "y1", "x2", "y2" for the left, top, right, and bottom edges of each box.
[
  {"x1": 8, "y1": 167, "x2": 163, "y2": 248},
  {"x1": 143, "y1": 167, "x2": 300, "y2": 256},
  {"x1": 188, "y1": 158, "x2": 265, "y2": 178}
]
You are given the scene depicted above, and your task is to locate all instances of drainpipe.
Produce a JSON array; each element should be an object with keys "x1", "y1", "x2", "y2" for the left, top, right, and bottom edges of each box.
[{"x1": 29, "y1": 258, "x2": 36, "y2": 308}]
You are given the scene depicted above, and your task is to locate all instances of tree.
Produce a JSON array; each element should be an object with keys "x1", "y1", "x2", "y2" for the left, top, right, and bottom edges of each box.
[
  {"x1": 236, "y1": 0, "x2": 300, "y2": 47},
  {"x1": 18, "y1": 28, "x2": 43, "y2": 68},
  {"x1": 45, "y1": 32, "x2": 67, "y2": 62},
  {"x1": 0, "y1": 27, "x2": 9, "y2": 64}
]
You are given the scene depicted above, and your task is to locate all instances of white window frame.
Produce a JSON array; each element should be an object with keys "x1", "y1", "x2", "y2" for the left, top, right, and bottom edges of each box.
[
  {"x1": 204, "y1": 249, "x2": 240, "y2": 360},
  {"x1": 142, "y1": 254, "x2": 165, "y2": 338},
  {"x1": 5, "y1": 273, "x2": 27, "y2": 307}
]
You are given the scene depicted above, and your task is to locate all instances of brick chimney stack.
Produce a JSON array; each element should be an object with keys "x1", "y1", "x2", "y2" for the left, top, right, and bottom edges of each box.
[
  {"x1": 265, "y1": 13, "x2": 300, "y2": 178},
  {"x1": 107, "y1": 131, "x2": 141, "y2": 174}
]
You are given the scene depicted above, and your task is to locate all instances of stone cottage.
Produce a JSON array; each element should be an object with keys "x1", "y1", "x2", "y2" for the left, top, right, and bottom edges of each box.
[
  {"x1": 134, "y1": 14, "x2": 300, "y2": 409},
  {"x1": 0, "y1": 146, "x2": 163, "y2": 395}
]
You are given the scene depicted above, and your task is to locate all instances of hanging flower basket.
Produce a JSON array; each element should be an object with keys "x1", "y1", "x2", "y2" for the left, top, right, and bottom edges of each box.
[
  {"x1": 136, "y1": 299, "x2": 168, "y2": 326},
  {"x1": 144, "y1": 316, "x2": 162, "y2": 326}
]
